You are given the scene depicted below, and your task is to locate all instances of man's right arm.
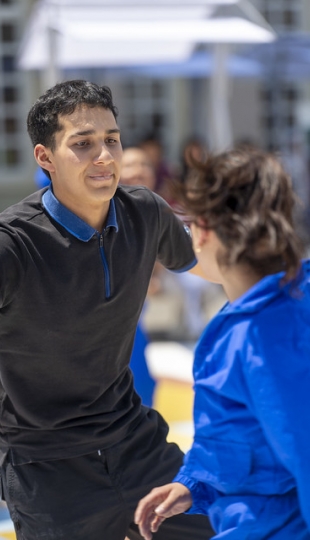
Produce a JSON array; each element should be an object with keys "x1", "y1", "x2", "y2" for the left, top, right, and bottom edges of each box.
[{"x1": 0, "y1": 228, "x2": 25, "y2": 308}]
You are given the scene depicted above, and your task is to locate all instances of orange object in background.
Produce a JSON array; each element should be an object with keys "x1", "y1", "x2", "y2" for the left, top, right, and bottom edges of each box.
[{"x1": 154, "y1": 377, "x2": 194, "y2": 452}]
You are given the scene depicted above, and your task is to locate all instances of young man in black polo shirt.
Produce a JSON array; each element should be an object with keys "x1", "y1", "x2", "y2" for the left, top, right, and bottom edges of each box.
[{"x1": 0, "y1": 80, "x2": 213, "y2": 539}]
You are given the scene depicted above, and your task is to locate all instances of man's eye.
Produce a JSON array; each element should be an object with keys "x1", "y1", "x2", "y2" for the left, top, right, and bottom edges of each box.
[
  {"x1": 75, "y1": 141, "x2": 89, "y2": 147},
  {"x1": 107, "y1": 138, "x2": 118, "y2": 144}
]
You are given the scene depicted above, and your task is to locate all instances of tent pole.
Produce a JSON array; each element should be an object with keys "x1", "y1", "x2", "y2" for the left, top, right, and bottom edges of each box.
[
  {"x1": 42, "y1": 2, "x2": 60, "y2": 91},
  {"x1": 209, "y1": 43, "x2": 233, "y2": 153}
]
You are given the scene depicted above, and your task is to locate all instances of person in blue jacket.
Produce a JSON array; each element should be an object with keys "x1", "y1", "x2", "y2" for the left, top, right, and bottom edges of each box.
[
  {"x1": 134, "y1": 147, "x2": 310, "y2": 539},
  {"x1": 34, "y1": 165, "x2": 51, "y2": 189}
]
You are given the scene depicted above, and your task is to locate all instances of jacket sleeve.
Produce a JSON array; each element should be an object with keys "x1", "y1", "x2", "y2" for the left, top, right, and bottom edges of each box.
[
  {"x1": 242, "y1": 318, "x2": 310, "y2": 529},
  {"x1": 173, "y1": 468, "x2": 219, "y2": 515},
  {"x1": 170, "y1": 318, "x2": 249, "y2": 515}
]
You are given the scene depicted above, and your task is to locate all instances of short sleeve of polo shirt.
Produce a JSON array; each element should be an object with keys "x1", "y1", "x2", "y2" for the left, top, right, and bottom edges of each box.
[
  {"x1": 0, "y1": 226, "x2": 25, "y2": 308},
  {"x1": 151, "y1": 191, "x2": 196, "y2": 272}
]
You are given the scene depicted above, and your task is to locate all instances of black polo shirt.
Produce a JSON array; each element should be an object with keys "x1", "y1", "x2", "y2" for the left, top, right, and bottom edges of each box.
[{"x1": 0, "y1": 185, "x2": 196, "y2": 464}]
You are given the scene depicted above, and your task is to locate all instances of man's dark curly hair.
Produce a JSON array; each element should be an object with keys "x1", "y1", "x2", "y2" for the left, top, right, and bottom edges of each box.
[
  {"x1": 174, "y1": 147, "x2": 303, "y2": 281},
  {"x1": 27, "y1": 79, "x2": 118, "y2": 151}
]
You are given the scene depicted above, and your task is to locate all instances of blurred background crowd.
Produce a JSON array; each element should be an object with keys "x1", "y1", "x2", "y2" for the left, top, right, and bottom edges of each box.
[{"x1": 1, "y1": 2, "x2": 310, "y2": 534}]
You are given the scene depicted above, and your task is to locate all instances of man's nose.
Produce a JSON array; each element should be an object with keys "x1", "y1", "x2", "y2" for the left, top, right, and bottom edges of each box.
[{"x1": 94, "y1": 144, "x2": 113, "y2": 164}]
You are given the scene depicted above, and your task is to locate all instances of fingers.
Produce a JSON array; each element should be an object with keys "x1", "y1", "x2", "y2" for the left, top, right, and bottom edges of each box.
[
  {"x1": 134, "y1": 486, "x2": 169, "y2": 539},
  {"x1": 152, "y1": 482, "x2": 193, "y2": 519},
  {"x1": 137, "y1": 512, "x2": 166, "y2": 540},
  {"x1": 150, "y1": 514, "x2": 165, "y2": 534},
  {"x1": 134, "y1": 483, "x2": 193, "y2": 540},
  {"x1": 134, "y1": 485, "x2": 171, "y2": 525}
]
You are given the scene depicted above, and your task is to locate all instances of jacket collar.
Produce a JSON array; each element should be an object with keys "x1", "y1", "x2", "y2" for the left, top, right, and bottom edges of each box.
[{"x1": 42, "y1": 187, "x2": 118, "y2": 242}]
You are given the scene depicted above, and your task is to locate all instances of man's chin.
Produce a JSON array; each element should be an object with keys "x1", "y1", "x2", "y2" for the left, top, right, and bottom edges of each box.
[{"x1": 89, "y1": 182, "x2": 118, "y2": 199}]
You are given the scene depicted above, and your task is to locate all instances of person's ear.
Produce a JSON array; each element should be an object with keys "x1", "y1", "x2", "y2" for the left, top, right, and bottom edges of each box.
[
  {"x1": 192, "y1": 223, "x2": 210, "y2": 253},
  {"x1": 196, "y1": 227, "x2": 210, "y2": 249},
  {"x1": 34, "y1": 144, "x2": 56, "y2": 174}
]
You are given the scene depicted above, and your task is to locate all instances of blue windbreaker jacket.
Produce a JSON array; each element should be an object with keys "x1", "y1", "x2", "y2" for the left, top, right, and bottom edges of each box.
[{"x1": 174, "y1": 260, "x2": 310, "y2": 539}]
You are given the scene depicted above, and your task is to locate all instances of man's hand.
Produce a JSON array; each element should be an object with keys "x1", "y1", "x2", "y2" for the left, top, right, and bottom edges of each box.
[{"x1": 134, "y1": 482, "x2": 192, "y2": 540}]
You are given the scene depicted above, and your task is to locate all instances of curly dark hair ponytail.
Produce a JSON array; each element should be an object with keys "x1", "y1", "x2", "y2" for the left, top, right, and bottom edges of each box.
[{"x1": 175, "y1": 147, "x2": 303, "y2": 281}]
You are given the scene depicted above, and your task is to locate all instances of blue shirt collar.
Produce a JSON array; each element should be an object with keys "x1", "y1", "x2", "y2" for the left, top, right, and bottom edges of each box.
[{"x1": 42, "y1": 187, "x2": 118, "y2": 242}]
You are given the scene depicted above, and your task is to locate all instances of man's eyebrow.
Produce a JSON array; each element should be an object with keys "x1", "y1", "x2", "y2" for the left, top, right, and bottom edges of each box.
[
  {"x1": 68, "y1": 128, "x2": 121, "y2": 139},
  {"x1": 106, "y1": 129, "x2": 121, "y2": 135}
]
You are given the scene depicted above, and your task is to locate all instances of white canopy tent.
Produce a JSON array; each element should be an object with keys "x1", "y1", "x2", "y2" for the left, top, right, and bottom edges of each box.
[{"x1": 19, "y1": 0, "x2": 276, "y2": 151}]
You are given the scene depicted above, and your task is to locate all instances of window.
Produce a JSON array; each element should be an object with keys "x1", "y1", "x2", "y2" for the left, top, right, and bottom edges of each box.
[
  {"x1": 264, "y1": 116, "x2": 275, "y2": 130},
  {"x1": 118, "y1": 78, "x2": 170, "y2": 149},
  {"x1": 256, "y1": 0, "x2": 302, "y2": 153},
  {"x1": 283, "y1": 10, "x2": 294, "y2": 26},
  {"x1": 260, "y1": 88, "x2": 272, "y2": 102},
  {"x1": 258, "y1": 0, "x2": 301, "y2": 31},
  {"x1": 1, "y1": 24, "x2": 15, "y2": 43},
  {"x1": 2, "y1": 55, "x2": 15, "y2": 73},
  {"x1": 0, "y1": 0, "x2": 33, "y2": 175},
  {"x1": 3, "y1": 86, "x2": 18, "y2": 103},
  {"x1": 152, "y1": 82, "x2": 164, "y2": 99},
  {"x1": 152, "y1": 112, "x2": 163, "y2": 130},
  {"x1": 286, "y1": 114, "x2": 295, "y2": 127},
  {"x1": 282, "y1": 88, "x2": 299, "y2": 102},
  {"x1": 5, "y1": 148, "x2": 19, "y2": 165},
  {"x1": 4, "y1": 117, "x2": 18, "y2": 134}
]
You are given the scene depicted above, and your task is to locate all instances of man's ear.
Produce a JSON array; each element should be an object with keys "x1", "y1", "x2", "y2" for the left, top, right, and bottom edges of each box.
[{"x1": 34, "y1": 144, "x2": 55, "y2": 174}]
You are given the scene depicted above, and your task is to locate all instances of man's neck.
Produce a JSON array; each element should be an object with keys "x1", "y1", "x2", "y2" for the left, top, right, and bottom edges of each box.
[{"x1": 53, "y1": 191, "x2": 110, "y2": 232}]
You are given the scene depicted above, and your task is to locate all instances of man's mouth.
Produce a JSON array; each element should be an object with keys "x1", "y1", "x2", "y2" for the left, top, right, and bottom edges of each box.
[{"x1": 88, "y1": 173, "x2": 114, "y2": 181}]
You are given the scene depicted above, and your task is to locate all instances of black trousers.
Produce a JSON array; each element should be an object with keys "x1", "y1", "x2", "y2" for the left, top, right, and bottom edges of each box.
[{"x1": 1, "y1": 409, "x2": 214, "y2": 539}]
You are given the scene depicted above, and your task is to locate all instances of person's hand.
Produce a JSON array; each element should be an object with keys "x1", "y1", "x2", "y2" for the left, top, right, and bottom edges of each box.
[{"x1": 134, "y1": 482, "x2": 192, "y2": 540}]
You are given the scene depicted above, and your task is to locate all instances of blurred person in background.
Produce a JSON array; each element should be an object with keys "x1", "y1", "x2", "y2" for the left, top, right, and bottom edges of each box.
[
  {"x1": 120, "y1": 146, "x2": 157, "y2": 191},
  {"x1": 34, "y1": 165, "x2": 50, "y2": 189},
  {"x1": 179, "y1": 136, "x2": 208, "y2": 185},
  {"x1": 139, "y1": 135, "x2": 175, "y2": 203},
  {"x1": 120, "y1": 146, "x2": 158, "y2": 407}
]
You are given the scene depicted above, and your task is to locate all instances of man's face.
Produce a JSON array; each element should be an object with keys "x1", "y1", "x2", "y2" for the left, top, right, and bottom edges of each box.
[{"x1": 39, "y1": 105, "x2": 123, "y2": 218}]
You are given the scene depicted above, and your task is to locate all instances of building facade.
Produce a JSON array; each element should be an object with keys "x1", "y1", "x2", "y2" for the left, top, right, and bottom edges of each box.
[
  {"x1": 1, "y1": 0, "x2": 310, "y2": 210},
  {"x1": 0, "y1": 0, "x2": 37, "y2": 207}
]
